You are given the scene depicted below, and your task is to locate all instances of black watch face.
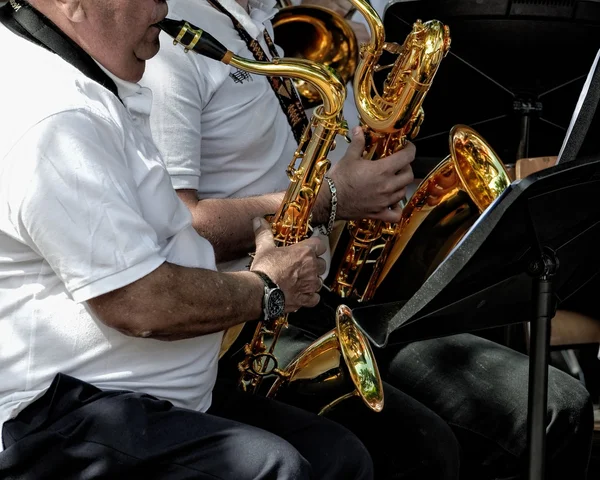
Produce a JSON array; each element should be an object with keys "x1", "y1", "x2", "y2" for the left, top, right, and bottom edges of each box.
[{"x1": 266, "y1": 289, "x2": 285, "y2": 319}]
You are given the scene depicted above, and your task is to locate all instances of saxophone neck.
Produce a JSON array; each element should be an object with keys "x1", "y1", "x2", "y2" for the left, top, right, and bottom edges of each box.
[
  {"x1": 157, "y1": 18, "x2": 346, "y2": 117},
  {"x1": 350, "y1": 0, "x2": 385, "y2": 53},
  {"x1": 349, "y1": 0, "x2": 384, "y2": 95},
  {"x1": 228, "y1": 55, "x2": 346, "y2": 118},
  {"x1": 352, "y1": 15, "x2": 451, "y2": 133}
]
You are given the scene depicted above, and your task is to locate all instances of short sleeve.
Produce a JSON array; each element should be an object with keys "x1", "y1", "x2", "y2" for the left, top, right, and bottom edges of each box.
[{"x1": 7, "y1": 110, "x2": 167, "y2": 302}]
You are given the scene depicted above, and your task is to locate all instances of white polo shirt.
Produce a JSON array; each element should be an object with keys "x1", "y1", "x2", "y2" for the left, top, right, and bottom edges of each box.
[
  {"x1": 0, "y1": 24, "x2": 222, "y2": 444},
  {"x1": 143, "y1": 0, "x2": 353, "y2": 273},
  {"x1": 142, "y1": 0, "x2": 296, "y2": 203}
]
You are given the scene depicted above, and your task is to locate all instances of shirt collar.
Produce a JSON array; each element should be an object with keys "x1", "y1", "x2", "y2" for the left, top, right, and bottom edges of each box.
[{"x1": 94, "y1": 60, "x2": 153, "y2": 117}]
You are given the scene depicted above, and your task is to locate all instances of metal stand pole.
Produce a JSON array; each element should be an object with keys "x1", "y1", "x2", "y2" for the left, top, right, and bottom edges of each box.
[{"x1": 527, "y1": 250, "x2": 558, "y2": 480}]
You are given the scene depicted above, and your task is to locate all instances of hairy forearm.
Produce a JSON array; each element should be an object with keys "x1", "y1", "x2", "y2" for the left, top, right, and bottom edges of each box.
[
  {"x1": 88, "y1": 262, "x2": 264, "y2": 341},
  {"x1": 179, "y1": 184, "x2": 333, "y2": 265},
  {"x1": 181, "y1": 192, "x2": 283, "y2": 263},
  {"x1": 311, "y1": 183, "x2": 333, "y2": 225}
]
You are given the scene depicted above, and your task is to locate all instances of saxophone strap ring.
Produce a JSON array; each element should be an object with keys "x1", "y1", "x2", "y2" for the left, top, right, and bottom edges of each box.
[{"x1": 248, "y1": 352, "x2": 279, "y2": 376}]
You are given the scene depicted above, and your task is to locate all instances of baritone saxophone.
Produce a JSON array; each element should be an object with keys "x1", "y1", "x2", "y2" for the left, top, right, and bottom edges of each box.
[
  {"x1": 158, "y1": 16, "x2": 384, "y2": 415},
  {"x1": 326, "y1": 6, "x2": 451, "y2": 301},
  {"x1": 327, "y1": 6, "x2": 510, "y2": 305}
]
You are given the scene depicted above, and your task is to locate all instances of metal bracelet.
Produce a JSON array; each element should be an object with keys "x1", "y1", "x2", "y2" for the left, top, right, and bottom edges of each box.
[{"x1": 322, "y1": 176, "x2": 337, "y2": 236}]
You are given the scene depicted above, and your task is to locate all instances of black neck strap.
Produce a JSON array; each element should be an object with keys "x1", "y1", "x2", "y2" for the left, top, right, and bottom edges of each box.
[
  {"x1": 0, "y1": 1, "x2": 120, "y2": 100},
  {"x1": 206, "y1": 0, "x2": 309, "y2": 145}
]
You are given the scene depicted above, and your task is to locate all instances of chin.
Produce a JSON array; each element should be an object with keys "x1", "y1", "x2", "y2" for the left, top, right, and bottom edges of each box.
[{"x1": 138, "y1": 40, "x2": 161, "y2": 62}]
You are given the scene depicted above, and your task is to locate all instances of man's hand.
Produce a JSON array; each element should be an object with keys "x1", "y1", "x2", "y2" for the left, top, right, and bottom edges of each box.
[
  {"x1": 250, "y1": 218, "x2": 327, "y2": 312},
  {"x1": 327, "y1": 126, "x2": 415, "y2": 223}
]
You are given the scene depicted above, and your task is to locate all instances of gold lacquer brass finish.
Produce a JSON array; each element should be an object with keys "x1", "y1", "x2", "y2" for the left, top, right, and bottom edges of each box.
[
  {"x1": 157, "y1": 13, "x2": 384, "y2": 414},
  {"x1": 327, "y1": 5, "x2": 451, "y2": 303},
  {"x1": 268, "y1": 304, "x2": 384, "y2": 415},
  {"x1": 272, "y1": 5, "x2": 358, "y2": 108},
  {"x1": 374, "y1": 125, "x2": 511, "y2": 303}
]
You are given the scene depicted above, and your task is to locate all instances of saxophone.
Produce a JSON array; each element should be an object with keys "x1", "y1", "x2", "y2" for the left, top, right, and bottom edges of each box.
[
  {"x1": 158, "y1": 16, "x2": 384, "y2": 415},
  {"x1": 327, "y1": 5, "x2": 511, "y2": 305},
  {"x1": 326, "y1": 4, "x2": 452, "y2": 302}
]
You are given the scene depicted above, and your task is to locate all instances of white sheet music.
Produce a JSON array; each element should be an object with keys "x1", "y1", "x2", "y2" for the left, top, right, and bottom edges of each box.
[{"x1": 557, "y1": 48, "x2": 600, "y2": 164}]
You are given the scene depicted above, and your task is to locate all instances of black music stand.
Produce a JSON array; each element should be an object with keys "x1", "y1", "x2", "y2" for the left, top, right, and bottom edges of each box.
[{"x1": 352, "y1": 156, "x2": 600, "y2": 480}]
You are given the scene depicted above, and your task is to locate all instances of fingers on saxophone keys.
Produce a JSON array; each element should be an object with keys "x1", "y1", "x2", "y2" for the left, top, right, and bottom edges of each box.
[
  {"x1": 385, "y1": 146, "x2": 415, "y2": 174},
  {"x1": 304, "y1": 292, "x2": 321, "y2": 309},
  {"x1": 388, "y1": 188, "x2": 408, "y2": 208},
  {"x1": 403, "y1": 140, "x2": 416, "y2": 157},
  {"x1": 309, "y1": 274, "x2": 322, "y2": 293},
  {"x1": 317, "y1": 257, "x2": 327, "y2": 276},
  {"x1": 304, "y1": 235, "x2": 327, "y2": 257}
]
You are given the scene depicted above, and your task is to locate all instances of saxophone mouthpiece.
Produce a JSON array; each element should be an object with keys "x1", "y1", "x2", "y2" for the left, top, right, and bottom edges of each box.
[{"x1": 156, "y1": 18, "x2": 233, "y2": 64}]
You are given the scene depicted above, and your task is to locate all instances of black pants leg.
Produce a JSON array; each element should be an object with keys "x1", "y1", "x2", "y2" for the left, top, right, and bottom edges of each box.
[
  {"x1": 285, "y1": 297, "x2": 594, "y2": 480},
  {"x1": 221, "y1": 324, "x2": 461, "y2": 480},
  {"x1": 0, "y1": 373, "x2": 373, "y2": 480},
  {"x1": 378, "y1": 333, "x2": 594, "y2": 480},
  {"x1": 208, "y1": 378, "x2": 374, "y2": 480}
]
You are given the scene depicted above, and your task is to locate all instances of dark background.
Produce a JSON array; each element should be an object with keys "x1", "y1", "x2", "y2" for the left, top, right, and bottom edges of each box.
[
  {"x1": 380, "y1": 1, "x2": 600, "y2": 475},
  {"x1": 381, "y1": 0, "x2": 600, "y2": 175}
]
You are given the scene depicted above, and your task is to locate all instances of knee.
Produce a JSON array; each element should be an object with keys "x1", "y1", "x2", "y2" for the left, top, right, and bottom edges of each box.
[
  {"x1": 314, "y1": 419, "x2": 374, "y2": 480},
  {"x1": 547, "y1": 367, "x2": 594, "y2": 443},
  {"x1": 417, "y1": 414, "x2": 461, "y2": 479},
  {"x1": 373, "y1": 397, "x2": 460, "y2": 480},
  {"x1": 229, "y1": 429, "x2": 312, "y2": 480},
  {"x1": 338, "y1": 428, "x2": 374, "y2": 480}
]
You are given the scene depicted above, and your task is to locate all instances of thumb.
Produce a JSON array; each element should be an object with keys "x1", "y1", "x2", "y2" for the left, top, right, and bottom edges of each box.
[
  {"x1": 345, "y1": 126, "x2": 366, "y2": 159},
  {"x1": 253, "y1": 217, "x2": 275, "y2": 255}
]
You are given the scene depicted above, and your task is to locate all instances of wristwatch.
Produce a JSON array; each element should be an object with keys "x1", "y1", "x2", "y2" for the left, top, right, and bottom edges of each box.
[{"x1": 253, "y1": 271, "x2": 286, "y2": 321}]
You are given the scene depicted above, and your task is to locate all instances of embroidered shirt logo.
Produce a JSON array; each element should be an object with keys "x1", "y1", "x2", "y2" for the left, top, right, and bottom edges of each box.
[{"x1": 229, "y1": 69, "x2": 253, "y2": 84}]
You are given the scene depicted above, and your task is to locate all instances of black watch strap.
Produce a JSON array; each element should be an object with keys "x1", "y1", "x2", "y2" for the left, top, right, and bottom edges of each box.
[{"x1": 253, "y1": 271, "x2": 278, "y2": 290}]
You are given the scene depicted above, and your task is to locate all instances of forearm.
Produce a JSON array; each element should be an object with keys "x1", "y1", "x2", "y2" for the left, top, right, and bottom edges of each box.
[
  {"x1": 311, "y1": 182, "x2": 334, "y2": 226},
  {"x1": 88, "y1": 262, "x2": 264, "y2": 341},
  {"x1": 181, "y1": 191, "x2": 283, "y2": 262}
]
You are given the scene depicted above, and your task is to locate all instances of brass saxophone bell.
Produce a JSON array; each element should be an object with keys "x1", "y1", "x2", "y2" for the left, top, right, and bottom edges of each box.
[
  {"x1": 373, "y1": 124, "x2": 512, "y2": 303},
  {"x1": 266, "y1": 304, "x2": 384, "y2": 415},
  {"x1": 272, "y1": 5, "x2": 358, "y2": 109}
]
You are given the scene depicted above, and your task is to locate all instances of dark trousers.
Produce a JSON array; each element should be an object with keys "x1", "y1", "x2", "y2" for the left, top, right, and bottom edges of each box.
[
  {"x1": 0, "y1": 373, "x2": 374, "y2": 480},
  {"x1": 221, "y1": 326, "x2": 461, "y2": 480},
  {"x1": 287, "y1": 300, "x2": 594, "y2": 480},
  {"x1": 380, "y1": 334, "x2": 594, "y2": 480}
]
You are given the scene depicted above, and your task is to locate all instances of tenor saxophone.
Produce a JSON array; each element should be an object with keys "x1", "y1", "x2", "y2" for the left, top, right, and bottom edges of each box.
[
  {"x1": 327, "y1": 3, "x2": 452, "y2": 302},
  {"x1": 158, "y1": 16, "x2": 384, "y2": 415}
]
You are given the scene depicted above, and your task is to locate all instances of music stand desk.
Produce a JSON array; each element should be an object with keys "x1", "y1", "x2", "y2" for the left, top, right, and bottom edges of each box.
[{"x1": 353, "y1": 156, "x2": 600, "y2": 480}]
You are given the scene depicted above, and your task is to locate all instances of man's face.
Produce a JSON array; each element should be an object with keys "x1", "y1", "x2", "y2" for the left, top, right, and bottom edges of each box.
[{"x1": 78, "y1": 0, "x2": 169, "y2": 82}]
